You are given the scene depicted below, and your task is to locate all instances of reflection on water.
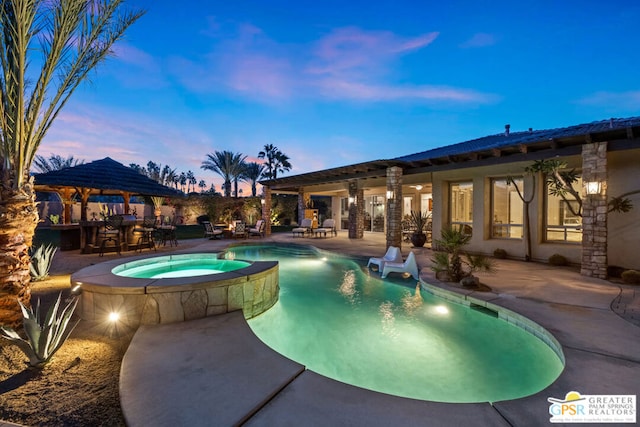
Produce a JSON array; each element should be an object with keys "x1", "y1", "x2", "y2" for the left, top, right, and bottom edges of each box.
[
  {"x1": 379, "y1": 301, "x2": 398, "y2": 338},
  {"x1": 401, "y1": 284, "x2": 423, "y2": 316},
  {"x1": 338, "y1": 269, "x2": 358, "y2": 304}
]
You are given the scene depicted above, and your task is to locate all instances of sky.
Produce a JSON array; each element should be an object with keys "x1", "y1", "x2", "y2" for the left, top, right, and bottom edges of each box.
[{"x1": 39, "y1": 0, "x2": 640, "y2": 194}]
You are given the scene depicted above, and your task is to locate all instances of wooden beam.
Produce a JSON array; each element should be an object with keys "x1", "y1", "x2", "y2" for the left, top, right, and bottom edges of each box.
[
  {"x1": 518, "y1": 144, "x2": 528, "y2": 153},
  {"x1": 492, "y1": 148, "x2": 502, "y2": 157},
  {"x1": 585, "y1": 133, "x2": 592, "y2": 143}
]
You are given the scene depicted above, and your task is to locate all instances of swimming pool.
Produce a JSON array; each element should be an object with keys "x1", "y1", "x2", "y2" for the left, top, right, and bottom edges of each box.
[{"x1": 226, "y1": 244, "x2": 564, "y2": 403}]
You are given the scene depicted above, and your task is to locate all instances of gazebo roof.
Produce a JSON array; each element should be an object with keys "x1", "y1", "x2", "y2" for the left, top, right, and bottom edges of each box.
[{"x1": 33, "y1": 157, "x2": 184, "y2": 198}]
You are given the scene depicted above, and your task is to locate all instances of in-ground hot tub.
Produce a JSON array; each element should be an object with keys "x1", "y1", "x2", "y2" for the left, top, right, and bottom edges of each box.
[{"x1": 71, "y1": 253, "x2": 279, "y2": 328}]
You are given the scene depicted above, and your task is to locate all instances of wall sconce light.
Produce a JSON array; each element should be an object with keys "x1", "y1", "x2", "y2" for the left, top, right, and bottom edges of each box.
[
  {"x1": 386, "y1": 190, "x2": 395, "y2": 200},
  {"x1": 260, "y1": 198, "x2": 266, "y2": 205},
  {"x1": 348, "y1": 196, "x2": 356, "y2": 205},
  {"x1": 585, "y1": 181, "x2": 602, "y2": 195}
]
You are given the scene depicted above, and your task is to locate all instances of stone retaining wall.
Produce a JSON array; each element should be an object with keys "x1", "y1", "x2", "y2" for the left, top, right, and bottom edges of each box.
[{"x1": 72, "y1": 259, "x2": 279, "y2": 329}]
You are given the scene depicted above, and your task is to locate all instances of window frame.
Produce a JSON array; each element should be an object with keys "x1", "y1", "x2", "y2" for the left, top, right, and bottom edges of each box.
[
  {"x1": 449, "y1": 181, "x2": 473, "y2": 235},
  {"x1": 543, "y1": 173, "x2": 583, "y2": 244},
  {"x1": 490, "y1": 177, "x2": 524, "y2": 239}
]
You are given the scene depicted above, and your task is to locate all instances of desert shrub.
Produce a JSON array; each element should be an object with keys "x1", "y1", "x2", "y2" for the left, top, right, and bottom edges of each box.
[
  {"x1": 548, "y1": 253, "x2": 568, "y2": 266},
  {"x1": 493, "y1": 248, "x2": 507, "y2": 259},
  {"x1": 29, "y1": 244, "x2": 58, "y2": 281},
  {"x1": 431, "y1": 225, "x2": 495, "y2": 282},
  {"x1": 621, "y1": 270, "x2": 640, "y2": 284},
  {"x1": 0, "y1": 293, "x2": 79, "y2": 368}
]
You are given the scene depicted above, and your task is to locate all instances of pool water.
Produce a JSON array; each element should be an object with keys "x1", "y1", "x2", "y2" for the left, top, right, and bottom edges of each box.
[
  {"x1": 112, "y1": 256, "x2": 250, "y2": 279},
  {"x1": 227, "y1": 245, "x2": 564, "y2": 403}
]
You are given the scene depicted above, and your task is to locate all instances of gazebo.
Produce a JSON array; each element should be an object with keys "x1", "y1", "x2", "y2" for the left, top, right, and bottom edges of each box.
[
  {"x1": 34, "y1": 157, "x2": 184, "y2": 223},
  {"x1": 34, "y1": 157, "x2": 184, "y2": 252}
]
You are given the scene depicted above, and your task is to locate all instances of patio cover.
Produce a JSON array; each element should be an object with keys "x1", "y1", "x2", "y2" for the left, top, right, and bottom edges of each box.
[{"x1": 34, "y1": 157, "x2": 184, "y2": 223}]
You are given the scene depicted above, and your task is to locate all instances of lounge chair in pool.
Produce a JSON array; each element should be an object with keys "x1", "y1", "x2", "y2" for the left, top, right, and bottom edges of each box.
[
  {"x1": 367, "y1": 246, "x2": 402, "y2": 272},
  {"x1": 292, "y1": 218, "x2": 313, "y2": 237},
  {"x1": 314, "y1": 219, "x2": 337, "y2": 238},
  {"x1": 249, "y1": 219, "x2": 265, "y2": 238},
  {"x1": 381, "y1": 251, "x2": 420, "y2": 280}
]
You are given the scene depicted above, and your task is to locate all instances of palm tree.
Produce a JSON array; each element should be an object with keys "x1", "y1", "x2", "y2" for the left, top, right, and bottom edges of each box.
[
  {"x1": 32, "y1": 154, "x2": 84, "y2": 173},
  {"x1": 242, "y1": 162, "x2": 265, "y2": 197},
  {"x1": 258, "y1": 144, "x2": 292, "y2": 179},
  {"x1": 201, "y1": 151, "x2": 247, "y2": 198},
  {"x1": 160, "y1": 165, "x2": 176, "y2": 187},
  {"x1": 0, "y1": 1, "x2": 143, "y2": 328},
  {"x1": 179, "y1": 172, "x2": 187, "y2": 193},
  {"x1": 198, "y1": 179, "x2": 206, "y2": 193},
  {"x1": 186, "y1": 170, "x2": 196, "y2": 193}
]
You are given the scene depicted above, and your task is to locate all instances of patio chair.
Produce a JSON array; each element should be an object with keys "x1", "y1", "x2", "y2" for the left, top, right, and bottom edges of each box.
[
  {"x1": 381, "y1": 251, "x2": 420, "y2": 280},
  {"x1": 232, "y1": 221, "x2": 247, "y2": 239},
  {"x1": 133, "y1": 216, "x2": 157, "y2": 252},
  {"x1": 158, "y1": 216, "x2": 179, "y2": 246},
  {"x1": 98, "y1": 215, "x2": 123, "y2": 256},
  {"x1": 367, "y1": 246, "x2": 403, "y2": 272},
  {"x1": 203, "y1": 221, "x2": 223, "y2": 239},
  {"x1": 248, "y1": 219, "x2": 265, "y2": 238},
  {"x1": 292, "y1": 218, "x2": 313, "y2": 237},
  {"x1": 314, "y1": 219, "x2": 337, "y2": 238}
]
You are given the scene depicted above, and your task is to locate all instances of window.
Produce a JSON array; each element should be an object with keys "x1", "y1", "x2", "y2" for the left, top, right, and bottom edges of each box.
[
  {"x1": 491, "y1": 178, "x2": 523, "y2": 239},
  {"x1": 450, "y1": 182, "x2": 473, "y2": 234},
  {"x1": 403, "y1": 196, "x2": 413, "y2": 217},
  {"x1": 545, "y1": 176, "x2": 582, "y2": 242}
]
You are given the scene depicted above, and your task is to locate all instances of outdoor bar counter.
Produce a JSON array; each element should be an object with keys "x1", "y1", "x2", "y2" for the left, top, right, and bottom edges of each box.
[{"x1": 79, "y1": 215, "x2": 143, "y2": 254}]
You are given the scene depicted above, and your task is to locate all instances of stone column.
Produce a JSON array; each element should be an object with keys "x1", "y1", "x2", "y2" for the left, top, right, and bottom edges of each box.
[
  {"x1": 262, "y1": 186, "x2": 272, "y2": 236},
  {"x1": 386, "y1": 166, "x2": 403, "y2": 249},
  {"x1": 348, "y1": 181, "x2": 364, "y2": 239},
  {"x1": 297, "y1": 189, "x2": 309, "y2": 225},
  {"x1": 581, "y1": 142, "x2": 608, "y2": 279}
]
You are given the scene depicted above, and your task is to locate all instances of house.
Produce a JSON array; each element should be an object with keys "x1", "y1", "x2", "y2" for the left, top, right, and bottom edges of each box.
[{"x1": 260, "y1": 117, "x2": 640, "y2": 278}]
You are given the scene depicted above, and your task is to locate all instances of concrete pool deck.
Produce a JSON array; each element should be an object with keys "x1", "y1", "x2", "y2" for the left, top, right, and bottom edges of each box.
[{"x1": 54, "y1": 232, "x2": 640, "y2": 425}]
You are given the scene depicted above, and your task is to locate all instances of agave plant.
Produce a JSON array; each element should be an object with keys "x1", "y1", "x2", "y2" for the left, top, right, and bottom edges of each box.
[
  {"x1": 29, "y1": 244, "x2": 58, "y2": 281},
  {"x1": 0, "y1": 293, "x2": 79, "y2": 368}
]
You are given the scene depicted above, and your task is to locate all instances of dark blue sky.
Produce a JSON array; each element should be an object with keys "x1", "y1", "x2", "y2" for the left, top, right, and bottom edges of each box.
[{"x1": 40, "y1": 0, "x2": 640, "y2": 193}]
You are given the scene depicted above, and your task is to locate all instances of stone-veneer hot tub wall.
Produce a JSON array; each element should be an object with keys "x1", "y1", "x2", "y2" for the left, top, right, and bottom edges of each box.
[{"x1": 71, "y1": 255, "x2": 279, "y2": 329}]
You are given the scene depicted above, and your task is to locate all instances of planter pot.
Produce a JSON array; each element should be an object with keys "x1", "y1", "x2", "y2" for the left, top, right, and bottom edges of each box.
[{"x1": 411, "y1": 232, "x2": 427, "y2": 248}]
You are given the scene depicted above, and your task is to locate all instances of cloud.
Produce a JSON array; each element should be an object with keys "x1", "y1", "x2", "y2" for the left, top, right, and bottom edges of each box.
[
  {"x1": 167, "y1": 23, "x2": 495, "y2": 105},
  {"x1": 460, "y1": 33, "x2": 496, "y2": 48},
  {"x1": 39, "y1": 104, "x2": 216, "y2": 184},
  {"x1": 110, "y1": 43, "x2": 168, "y2": 88},
  {"x1": 575, "y1": 90, "x2": 640, "y2": 110},
  {"x1": 307, "y1": 26, "x2": 438, "y2": 77}
]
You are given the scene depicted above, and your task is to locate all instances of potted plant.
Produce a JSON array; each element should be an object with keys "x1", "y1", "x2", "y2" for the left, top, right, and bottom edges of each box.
[
  {"x1": 408, "y1": 210, "x2": 430, "y2": 248},
  {"x1": 151, "y1": 196, "x2": 164, "y2": 219}
]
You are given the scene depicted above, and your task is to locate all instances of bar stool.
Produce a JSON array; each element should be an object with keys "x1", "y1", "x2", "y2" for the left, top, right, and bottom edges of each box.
[
  {"x1": 133, "y1": 216, "x2": 157, "y2": 252},
  {"x1": 99, "y1": 215, "x2": 123, "y2": 256}
]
